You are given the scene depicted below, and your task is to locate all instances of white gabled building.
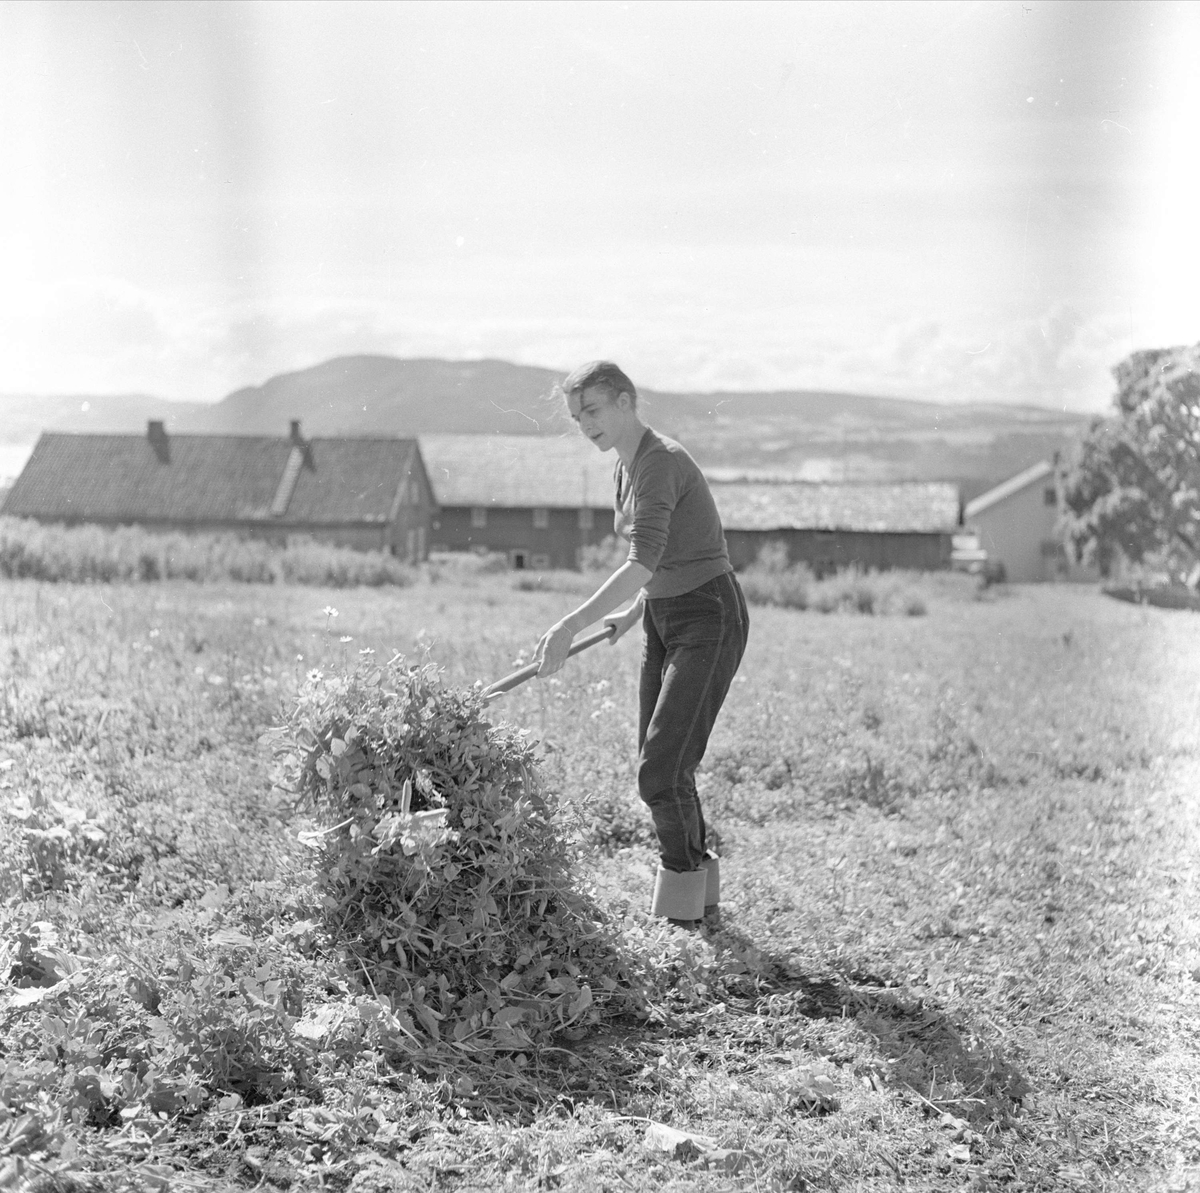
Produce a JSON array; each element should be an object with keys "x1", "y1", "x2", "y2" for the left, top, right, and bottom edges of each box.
[{"x1": 963, "y1": 460, "x2": 1096, "y2": 583}]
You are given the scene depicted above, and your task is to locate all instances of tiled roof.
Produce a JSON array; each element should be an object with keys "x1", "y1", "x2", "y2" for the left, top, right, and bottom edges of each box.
[
  {"x1": 963, "y1": 460, "x2": 1053, "y2": 520},
  {"x1": 416, "y1": 434, "x2": 962, "y2": 529},
  {"x1": 286, "y1": 439, "x2": 421, "y2": 523},
  {"x1": 710, "y1": 481, "x2": 960, "y2": 533},
  {"x1": 420, "y1": 434, "x2": 614, "y2": 508},
  {"x1": 2, "y1": 432, "x2": 420, "y2": 525}
]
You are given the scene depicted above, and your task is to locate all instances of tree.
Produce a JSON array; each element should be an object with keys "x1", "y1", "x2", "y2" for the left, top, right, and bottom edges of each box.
[{"x1": 1059, "y1": 343, "x2": 1200, "y2": 585}]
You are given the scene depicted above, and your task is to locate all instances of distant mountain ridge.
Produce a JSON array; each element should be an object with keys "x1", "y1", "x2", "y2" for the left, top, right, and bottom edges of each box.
[{"x1": 0, "y1": 355, "x2": 1093, "y2": 500}]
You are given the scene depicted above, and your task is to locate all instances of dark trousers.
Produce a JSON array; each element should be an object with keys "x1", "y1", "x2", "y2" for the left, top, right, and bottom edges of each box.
[{"x1": 637, "y1": 570, "x2": 749, "y2": 873}]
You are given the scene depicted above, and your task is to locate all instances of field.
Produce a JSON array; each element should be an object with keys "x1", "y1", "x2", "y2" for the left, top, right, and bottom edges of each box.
[{"x1": 2, "y1": 569, "x2": 1200, "y2": 1192}]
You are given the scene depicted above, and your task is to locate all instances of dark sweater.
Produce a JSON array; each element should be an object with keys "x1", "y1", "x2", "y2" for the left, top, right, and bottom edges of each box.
[{"x1": 614, "y1": 428, "x2": 733, "y2": 599}]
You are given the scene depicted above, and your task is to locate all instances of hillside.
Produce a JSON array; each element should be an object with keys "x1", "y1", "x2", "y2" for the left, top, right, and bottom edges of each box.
[
  {"x1": 0, "y1": 393, "x2": 213, "y2": 445},
  {"x1": 0, "y1": 355, "x2": 1094, "y2": 500}
]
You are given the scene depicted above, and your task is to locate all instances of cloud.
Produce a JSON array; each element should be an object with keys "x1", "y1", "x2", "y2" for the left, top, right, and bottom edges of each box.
[
  {"x1": 848, "y1": 304, "x2": 1132, "y2": 411},
  {"x1": 0, "y1": 273, "x2": 1135, "y2": 415},
  {"x1": 0, "y1": 278, "x2": 182, "y2": 395}
]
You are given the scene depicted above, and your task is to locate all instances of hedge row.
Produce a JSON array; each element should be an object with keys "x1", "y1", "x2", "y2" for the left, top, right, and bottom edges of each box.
[{"x1": 0, "y1": 517, "x2": 416, "y2": 587}]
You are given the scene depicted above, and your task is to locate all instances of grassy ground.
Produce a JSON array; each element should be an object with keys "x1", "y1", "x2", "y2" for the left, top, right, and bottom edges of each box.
[{"x1": 2, "y1": 572, "x2": 1199, "y2": 1191}]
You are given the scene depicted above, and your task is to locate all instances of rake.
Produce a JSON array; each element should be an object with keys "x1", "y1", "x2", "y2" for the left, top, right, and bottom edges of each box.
[
  {"x1": 482, "y1": 624, "x2": 615, "y2": 704},
  {"x1": 480, "y1": 621, "x2": 721, "y2": 919}
]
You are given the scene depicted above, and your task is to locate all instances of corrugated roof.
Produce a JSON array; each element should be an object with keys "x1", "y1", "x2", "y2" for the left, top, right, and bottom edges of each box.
[
  {"x1": 420, "y1": 433, "x2": 614, "y2": 508},
  {"x1": 2, "y1": 432, "x2": 420, "y2": 525},
  {"x1": 710, "y1": 481, "x2": 960, "y2": 533},
  {"x1": 963, "y1": 460, "x2": 1053, "y2": 520}
]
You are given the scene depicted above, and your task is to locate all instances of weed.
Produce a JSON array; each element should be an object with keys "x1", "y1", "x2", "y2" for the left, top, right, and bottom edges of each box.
[
  {"x1": 1, "y1": 578, "x2": 1198, "y2": 1191},
  {"x1": 582, "y1": 785, "x2": 657, "y2": 852}
]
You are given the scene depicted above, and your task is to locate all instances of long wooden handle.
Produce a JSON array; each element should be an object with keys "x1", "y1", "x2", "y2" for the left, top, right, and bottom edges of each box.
[{"x1": 482, "y1": 624, "x2": 616, "y2": 702}]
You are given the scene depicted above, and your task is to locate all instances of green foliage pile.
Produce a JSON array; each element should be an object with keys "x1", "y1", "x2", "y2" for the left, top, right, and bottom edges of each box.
[
  {"x1": 0, "y1": 517, "x2": 417, "y2": 587},
  {"x1": 268, "y1": 653, "x2": 632, "y2": 1062}
]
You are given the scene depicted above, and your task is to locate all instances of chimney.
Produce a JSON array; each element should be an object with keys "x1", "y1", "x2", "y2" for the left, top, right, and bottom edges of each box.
[
  {"x1": 272, "y1": 422, "x2": 311, "y2": 517},
  {"x1": 147, "y1": 420, "x2": 169, "y2": 464},
  {"x1": 288, "y1": 418, "x2": 314, "y2": 471}
]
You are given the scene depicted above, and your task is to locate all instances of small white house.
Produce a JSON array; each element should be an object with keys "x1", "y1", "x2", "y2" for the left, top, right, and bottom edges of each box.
[{"x1": 963, "y1": 460, "x2": 1095, "y2": 583}]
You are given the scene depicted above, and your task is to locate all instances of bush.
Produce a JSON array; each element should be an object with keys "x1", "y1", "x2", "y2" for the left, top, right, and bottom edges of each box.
[
  {"x1": 267, "y1": 654, "x2": 631, "y2": 1060},
  {"x1": 278, "y1": 536, "x2": 416, "y2": 587},
  {"x1": 737, "y1": 543, "x2": 936, "y2": 616},
  {"x1": 424, "y1": 550, "x2": 510, "y2": 584},
  {"x1": 851, "y1": 580, "x2": 876, "y2": 615},
  {"x1": 738, "y1": 543, "x2": 813, "y2": 610},
  {"x1": 979, "y1": 559, "x2": 1007, "y2": 588},
  {"x1": 578, "y1": 535, "x2": 629, "y2": 573},
  {"x1": 0, "y1": 518, "x2": 416, "y2": 587}
]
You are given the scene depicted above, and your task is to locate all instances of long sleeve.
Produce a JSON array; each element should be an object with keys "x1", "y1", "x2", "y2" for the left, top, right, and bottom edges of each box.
[
  {"x1": 627, "y1": 453, "x2": 682, "y2": 573},
  {"x1": 613, "y1": 429, "x2": 732, "y2": 599}
]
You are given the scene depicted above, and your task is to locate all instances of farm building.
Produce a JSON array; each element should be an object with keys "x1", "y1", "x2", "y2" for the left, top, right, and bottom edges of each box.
[
  {"x1": 709, "y1": 481, "x2": 961, "y2": 574},
  {"x1": 1, "y1": 421, "x2": 437, "y2": 560},
  {"x1": 963, "y1": 460, "x2": 1096, "y2": 582},
  {"x1": 420, "y1": 434, "x2": 615, "y2": 570}
]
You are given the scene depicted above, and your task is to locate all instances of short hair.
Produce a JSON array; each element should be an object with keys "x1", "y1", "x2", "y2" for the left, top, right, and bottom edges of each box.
[{"x1": 560, "y1": 360, "x2": 638, "y2": 408}]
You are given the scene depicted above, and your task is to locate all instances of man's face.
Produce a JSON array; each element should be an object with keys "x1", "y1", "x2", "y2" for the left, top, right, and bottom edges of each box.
[{"x1": 569, "y1": 385, "x2": 625, "y2": 451}]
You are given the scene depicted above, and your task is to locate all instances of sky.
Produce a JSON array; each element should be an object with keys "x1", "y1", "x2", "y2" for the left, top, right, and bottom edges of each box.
[{"x1": 1, "y1": 0, "x2": 1198, "y2": 413}]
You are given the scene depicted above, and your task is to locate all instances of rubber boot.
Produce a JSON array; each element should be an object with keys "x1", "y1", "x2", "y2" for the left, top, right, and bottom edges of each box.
[
  {"x1": 701, "y1": 852, "x2": 721, "y2": 928},
  {"x1": 650, "y1": 866, "x2": 707, "y2": 928}
]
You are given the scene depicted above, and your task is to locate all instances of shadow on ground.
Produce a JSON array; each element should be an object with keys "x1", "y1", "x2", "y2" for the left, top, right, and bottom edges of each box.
[{"x1": 548, "y1": 920, "x2": 1031, "y2": 1131}]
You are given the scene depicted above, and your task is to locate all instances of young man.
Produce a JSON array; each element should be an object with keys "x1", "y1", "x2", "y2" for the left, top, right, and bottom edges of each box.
[{"x1": 534, "y1": 361, "x2": 749, "y2": 928}]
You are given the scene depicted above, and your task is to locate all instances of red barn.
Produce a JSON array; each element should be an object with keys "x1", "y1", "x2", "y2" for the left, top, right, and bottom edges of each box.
[
  {"x1": 711, "y1": 480, "x2": 961, "y2": 575},
  {"x1": 421, "y1": 434, "x2": 615, "y2": 570}
]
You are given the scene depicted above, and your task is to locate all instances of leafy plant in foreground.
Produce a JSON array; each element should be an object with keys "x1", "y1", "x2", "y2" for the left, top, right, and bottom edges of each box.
[{"x1": 267, "y1": 654, "x2": 634, "y2": 1061}]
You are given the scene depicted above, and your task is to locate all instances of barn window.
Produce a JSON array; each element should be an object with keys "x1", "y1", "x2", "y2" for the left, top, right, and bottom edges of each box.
[
  {"x1": 578, "y1": 507, "x2": 594, "y2": 530},
  {"x1": 471, "y1": 507, "x2": 487, "y2": 528},
  {"x1": 410, "y1": 479, "x2": 422, "y2": 505},
  {"x1": 1044, "y1": 486, "x2": 1057, "y2": 506},
  {"x1": 532, "y1": 507, "x2": 549, "y2": 528}
]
